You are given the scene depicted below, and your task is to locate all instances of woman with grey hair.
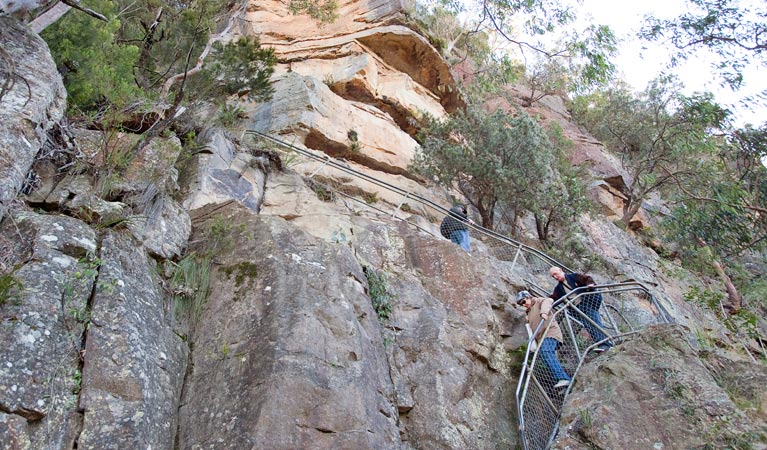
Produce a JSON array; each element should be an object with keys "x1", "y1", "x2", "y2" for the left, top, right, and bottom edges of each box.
[{"x1": 516, "y1": 290, "x2": 571, "y2": 389}]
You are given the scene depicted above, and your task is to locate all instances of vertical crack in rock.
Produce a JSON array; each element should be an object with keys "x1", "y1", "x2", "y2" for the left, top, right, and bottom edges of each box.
[{"x1": 68, "y1": 236, "x2": 103, "y2": 449}]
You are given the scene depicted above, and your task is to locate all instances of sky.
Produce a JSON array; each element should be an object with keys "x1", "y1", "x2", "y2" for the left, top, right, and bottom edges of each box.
[{"x1": 575, "y1": 0, "x2": 766, "y2": 126}]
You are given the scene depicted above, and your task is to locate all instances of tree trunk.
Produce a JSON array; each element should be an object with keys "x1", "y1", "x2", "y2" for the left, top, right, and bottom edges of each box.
[
  {"x1": 697, "y1": 237, "x2": 742, "y2": 312},
  {"x1": 621, "y1": 199, "x2": 642, "y2": 228},
  {"x1": 479, "y1": 206, "x2": 493, "y2": 230},
  {"x1": 30, "y1": 2, "x2": 71, "y2": 33},
  {"x1": 711, "y1": 258, "x2": 742, "y2": 312},
  {"x1": 534, "y1": 214, "x2": 548, "y2": 242}
]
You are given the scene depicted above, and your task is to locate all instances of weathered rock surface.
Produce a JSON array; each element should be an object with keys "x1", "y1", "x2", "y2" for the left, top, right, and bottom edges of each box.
[
  {"x1": 125, "y1": 196, "x2": 190, "y2": 259},
  {"x1": 0, "y1": 211, "x2": 96, "y2": 449},
  {"x1": 182, "y1": 129, "x2": 267, "y2": 212},
  {"x1": 241, "y1": 0, "x2": 461, "y2": 204},
  {"x1": 351, "y1": 221, "x2": 527, "y2": 449},
  {"x1": 77, "y1": 232, "x2": 188, "y2": 450},
  {"x1": 41, "y1": 175, "x2": 128, "y2": 223},
  {"x1": 177, "y1": 204, "x2": 400, "y2": 449},
  {"x1": 249, "y1": 73, "x2": 418, "y2": 175},
  {"x1": 247, "y1": 73, "x2": 452, "y2": 212},
  {"x1": 0, "y1": 16, "x2": 66, "y2": 221},
  {"x1": 554, "y1": 325, "x2": 767, "y2": 450}
]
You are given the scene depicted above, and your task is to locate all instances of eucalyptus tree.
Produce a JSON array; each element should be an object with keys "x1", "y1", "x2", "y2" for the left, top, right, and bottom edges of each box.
[
  {"x1": 641, "y1": 0, "x2": 767, "y2": 91},
  {"x1": 571, "y1": 76, "x2": 729, "y2": 227},
  {"x1": 664, "y1": 124, "x2": 767, "y2": 310},
  {"x1": 412, "y1": 105, "x2": 556, "y2": 230}
]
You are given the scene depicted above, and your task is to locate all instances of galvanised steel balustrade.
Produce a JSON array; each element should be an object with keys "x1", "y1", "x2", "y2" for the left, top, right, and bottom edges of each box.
[
  {"x1": 515, "y1": 283, "x2": 673, "y2": 450},
  {"x1": 245, "y1": 130, "x2": 573, "y2": 280},
  {"x1": 244, "y1": 131, "x2": 674, "y2": 449}
]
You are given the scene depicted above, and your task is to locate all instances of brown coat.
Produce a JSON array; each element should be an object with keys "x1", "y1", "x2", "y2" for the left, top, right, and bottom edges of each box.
[{"x1": 526, "y1": 296, "x2": 564, "y2": 344}]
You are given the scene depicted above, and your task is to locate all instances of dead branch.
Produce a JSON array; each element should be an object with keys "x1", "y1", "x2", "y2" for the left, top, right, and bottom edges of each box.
[
  {"x1": 60, "y1": 0, "x2": 107, "y2": 21},
  {"x1": 159, "y1": 7, "x2": 240, "y2": 100}
]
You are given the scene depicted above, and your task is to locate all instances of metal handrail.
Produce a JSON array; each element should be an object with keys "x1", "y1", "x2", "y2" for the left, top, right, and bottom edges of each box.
[
  {"x1": 515, "y1": 282, "x2": 673, "y2": 450},
  {"x1": 242, "y1": 131, "x2": 673, "y2": 450},
  {"x1": 245, "y1": 129, "x2": 574, "y2": 273}
]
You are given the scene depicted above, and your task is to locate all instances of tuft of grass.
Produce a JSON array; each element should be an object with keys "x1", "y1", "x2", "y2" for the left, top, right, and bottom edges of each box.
[
  {"x1": 577, "y1": 408, "x2": 593, "y2": 428},
  {"x1": 363, "y1": 192, "x2": 378, "y2": 204},
  {"x1": 216, "y1": 103, "x2": 246, "y2": 128},
  {"x1": 170, "y1": 252, "x2": 212, "y2": 321}
]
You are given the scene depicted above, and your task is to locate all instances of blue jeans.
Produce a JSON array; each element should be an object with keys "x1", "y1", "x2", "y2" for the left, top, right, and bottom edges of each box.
[
  {"x1": 449, "y1": 230, "x2": 470, "y2": 251},
  {"x1": 539, "y1": 337, "x2": 570, "y2": 382},
  {"x1": 577, "y1": 294, "x2": 611, "y2": 347}
]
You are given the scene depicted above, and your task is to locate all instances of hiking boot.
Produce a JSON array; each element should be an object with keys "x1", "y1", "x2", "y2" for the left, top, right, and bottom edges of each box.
[
  {"x1": 554, "y1": 379, "x2": 570, "y2": 389},
  {"x1": 593, "y1": 345, "x2": 611, "y2": 353}
]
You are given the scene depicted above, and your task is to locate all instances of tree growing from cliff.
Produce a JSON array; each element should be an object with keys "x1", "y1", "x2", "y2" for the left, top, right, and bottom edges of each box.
[
  {"x1": 529, "y1": 124, "x2": 590, "y2": 242},
  {"x1": 522, "y1": 57, "x2": 571, "y2": 106},
  {"x1": 42, "y1": 0, "x2": 275, "y2": 117},
  {"x1": 412, "y1": 105, "x2": 556, "y2": 230},
  {"x1": 570, "y1": 75, "x2": 729, "y2": 228},
  {"x1": 663, "y1": 124, "x2": 767, "y2": 311}
]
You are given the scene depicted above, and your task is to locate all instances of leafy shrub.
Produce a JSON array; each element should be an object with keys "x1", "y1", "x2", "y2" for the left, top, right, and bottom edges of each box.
[
  {"x1": 42, "y1": 0, "x2": 142, "y2": 111},
  {"x1": 363, "y1": 266, "x2": 394, "y2": 322},
  {"x1": 0, "y1": 272, "x2": 23, "y2": 306}
]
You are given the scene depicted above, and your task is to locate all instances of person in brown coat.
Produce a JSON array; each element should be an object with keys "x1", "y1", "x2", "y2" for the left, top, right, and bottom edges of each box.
[{"x1": 516, "y1": 290, "x2": 571, "y2": 388}]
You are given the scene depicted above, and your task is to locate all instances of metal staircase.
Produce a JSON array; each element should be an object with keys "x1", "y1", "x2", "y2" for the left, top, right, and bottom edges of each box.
[
  {"x1": 516, "y1": 283, "x2": 673, "y2": 450},
  {"x1": 244, "y1": 130, "x2": 674, "y2": 450}
]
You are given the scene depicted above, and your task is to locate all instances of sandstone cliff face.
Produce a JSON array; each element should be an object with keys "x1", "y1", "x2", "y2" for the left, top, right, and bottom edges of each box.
[
  {"x1": 1, "y1": 4, "x2": 763, "y2": 450},
  {"x1": 239, "y1": 0, "x2": 461, "y2": 211}
]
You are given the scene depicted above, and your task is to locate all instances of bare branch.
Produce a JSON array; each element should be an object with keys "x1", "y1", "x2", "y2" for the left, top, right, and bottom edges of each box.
[
  {"x1": 60, "y1": 0, "x2": 107, "y2": 21},
  {"x1": 159, "y1": 6, "x2": 240, "y2": 100},
  {"x1": 660, "y1": 164, "x2": 767, "y2": 214}
]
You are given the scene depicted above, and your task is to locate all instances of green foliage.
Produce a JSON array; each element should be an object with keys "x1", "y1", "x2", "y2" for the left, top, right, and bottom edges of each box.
[
  {"x1": 170, "y1": 252, "x2": 212, "y2": 320},
  {"x1": 577, "y1": 408, "x2": 593, "y2": 428},
  {"x1": 662, "y1": 123, "x2": 766, "y2": 284},
  {"x1": 201, "y1": 37, "x2": 276, "y2": 102},
  {"x1": 408, "y1": 3, "x2": 492, "y2": 63},
  {"x1": 42, "y1": 0, "x2": 276, "y2": 124},
  {"x1": 665, "y1": 183, "x2": 760, "y2": 261},
  {"x1": 522, "y1": 57, "x2": 572, "y2": 106},
  {"x1": 684, "y1": 286, "x2": 761, "y2": 342},
  {"x1": 571, "y1": 76, "x2": 729, "y2": 226},
  {"x1": 42, "y1": 0, "x2": 142, "y2": 111},
  {"x1": 413, "y1": 104, "x2": 556, "y2": 230},
  {"x1": 215, "y1": 103, "x2": 246, "y2": 128},
  {"x1": 530, "y1": 123, "x2": 590, "y2": 242},
  {"x1": 171, "y1": 214, "x2": 238, "y2": 321},
  {"x1": 461, "y1": 0, "x2": 617, "y2": 91},
  {"x1": 641, "y1": 0, "x2": 767, "y2": 91},
  {"x1": 0, "y1": 271, "x2": 23, "y2": 306},
  {"x1": 363, "y1": 266, "x2": 394, "y2": 322},
  {"x1": 289, "y1": 0, "x2": 339, "y2": 23}
]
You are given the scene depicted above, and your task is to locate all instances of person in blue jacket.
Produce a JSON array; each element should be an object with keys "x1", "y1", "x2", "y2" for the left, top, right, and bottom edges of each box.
[
  {"x1": 549, "y1": 266, "x2": 612, "y2": 352},
  {"x1": 439, "y1": 205, "x2": 473, "y2": 251}
]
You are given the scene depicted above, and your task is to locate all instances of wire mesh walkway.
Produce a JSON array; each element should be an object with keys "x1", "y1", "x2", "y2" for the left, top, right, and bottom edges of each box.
[
  {"x1": 244, "y1": 130, "x2": 673, "y2": 450},
  {"x1": 516, "y1": 283, "x2": 673, "y2": 450}
]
